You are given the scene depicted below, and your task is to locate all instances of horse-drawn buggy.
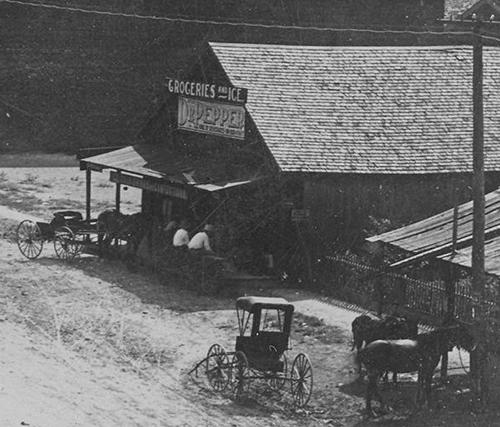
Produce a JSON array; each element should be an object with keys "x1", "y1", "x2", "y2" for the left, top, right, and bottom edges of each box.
[
  {"x1": 16, "y1": 210, "x2": 100, "y2": 260},
  {"x1": 190, "y1": 296, "x2": 313, "y2": 407},
  {"x1": 15, "y1": 208, "x2": 152, "y2": 262}
]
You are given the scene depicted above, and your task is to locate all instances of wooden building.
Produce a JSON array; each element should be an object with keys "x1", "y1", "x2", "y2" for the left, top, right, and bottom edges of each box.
[{"x1": 81, "y1": 43, "x2": 500, "y2": 272}]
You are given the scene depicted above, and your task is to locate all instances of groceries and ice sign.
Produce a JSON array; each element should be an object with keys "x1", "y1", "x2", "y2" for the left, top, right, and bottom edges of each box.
[
  {"x1": 177, "y1": 96, "x2": 245, "y2": 140},
  {"x1": 166, "y1": 78, "x2": 247, "y2": 140}
]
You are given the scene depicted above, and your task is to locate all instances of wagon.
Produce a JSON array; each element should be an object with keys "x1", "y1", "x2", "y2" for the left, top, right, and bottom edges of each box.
[
  {"x1": 190, "y1": 296, "x2": 313, "y2": 407},
  {"x1": 16, "y1": 210, "x2": 100, "y2": 260}
]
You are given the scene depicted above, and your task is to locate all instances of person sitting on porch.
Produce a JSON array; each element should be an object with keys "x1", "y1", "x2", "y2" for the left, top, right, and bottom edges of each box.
[
  {"x1": 163, "y1": 218, "x2": 179, "y2": 242},
  {"x1": 172, "y1": 219, "x2": 190, "y2": 248},
  {"x1": 188, "y1": 224, "x2": 214, "y2": 254}
]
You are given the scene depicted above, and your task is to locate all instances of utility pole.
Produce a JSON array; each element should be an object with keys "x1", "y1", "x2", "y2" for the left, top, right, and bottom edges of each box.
[
  {"x1": 471, "y1": 20, "x2": 485, "y2": 297},
  {"x1": 471, "y1": 17, "x2": 487, "y2": 406}
]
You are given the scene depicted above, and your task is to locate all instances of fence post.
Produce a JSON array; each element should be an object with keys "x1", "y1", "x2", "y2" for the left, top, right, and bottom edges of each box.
[{"x1": 441, "y1": 261, "x2": 457, "y2": 382}]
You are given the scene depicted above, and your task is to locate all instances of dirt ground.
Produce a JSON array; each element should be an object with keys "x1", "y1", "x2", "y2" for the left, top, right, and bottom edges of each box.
[{"x1": 1, "y1": 163, "x2": 500, "y2": 426}]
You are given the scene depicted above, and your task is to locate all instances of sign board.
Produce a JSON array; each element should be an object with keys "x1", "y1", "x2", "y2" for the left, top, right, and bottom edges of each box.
[
  {"x1": 291, "y1": 208, "x2": 311, "y2": 222},
  {"x1": 166, "y1": 78, "x2": 247, "y2": 104},
  {"x1": 177, "y1": 96, "x2": 245, "y2": 140},
  {"x1": 110, "y1": 171, "x2": 188, "y2": 200}
]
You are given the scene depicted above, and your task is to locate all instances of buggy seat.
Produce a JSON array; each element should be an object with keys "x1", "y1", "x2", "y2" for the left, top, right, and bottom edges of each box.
[
  {"x1": 50, "y1": 211, "x2": 83, "y2": 228},
  {"x1": 236, "y1": 332, "x2": 288, "y2": 372}
]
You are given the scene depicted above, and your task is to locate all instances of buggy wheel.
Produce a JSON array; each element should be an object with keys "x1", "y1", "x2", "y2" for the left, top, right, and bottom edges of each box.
[
  {"x1": 54, "y1": 226, "x2": 80, "y2": 260},
  {"x1": 291, "y1": 353, "x2": 313, "y2": 407},
  {"x1": 206, "y1": 344, "x2": 230, "y2": 392},
  {"x1": 16, "y1": 220, "x2": 43, "y2": 259},
  {"x1": 268, "y1": 353, "x2": 288, "y2": 391},
  {"x1": 230, "y1": 351, "x2": 249, "y2": 400}
]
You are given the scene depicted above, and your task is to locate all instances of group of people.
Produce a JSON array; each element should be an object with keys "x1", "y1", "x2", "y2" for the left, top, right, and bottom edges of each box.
[{"x1": 164, "y1": 219, "x2": 215, "y2": 254}]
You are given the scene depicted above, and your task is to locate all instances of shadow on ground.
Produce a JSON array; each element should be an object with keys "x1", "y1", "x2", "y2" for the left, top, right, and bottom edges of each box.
[{"x1": 34, "y1": 255, "x2": 236, "y2": 313}]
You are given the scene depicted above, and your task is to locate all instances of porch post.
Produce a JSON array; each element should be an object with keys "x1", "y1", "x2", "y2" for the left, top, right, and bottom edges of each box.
[
  {"x1": 86, "y1": 167, "x2": 91, "y2": 221},
  {"x1": 115, "y1": 170, "x2": 121, "y2": 213}
]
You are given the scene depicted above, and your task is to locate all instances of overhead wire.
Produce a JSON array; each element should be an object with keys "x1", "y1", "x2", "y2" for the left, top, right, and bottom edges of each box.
[
  {"x1": 0, "y1": 0, "x2": 474, "y2": 37},
  {"x1": 480, "y1": 34, "x2": 500, "y2": 44}
]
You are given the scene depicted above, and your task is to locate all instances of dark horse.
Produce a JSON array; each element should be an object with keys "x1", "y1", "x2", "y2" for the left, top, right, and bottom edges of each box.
[
  {"x1": 97, "y1": 210, "x2": 150, "y2": 256},
  {"x1": 352, "y1": 314, "x2": 419, "y2": 383},
  {"x1": 352, "y1": 314, "x2": 419, "y2": 353},
  {"x1": 357, "y1": 324, "x2": 474, "y2": 416}
]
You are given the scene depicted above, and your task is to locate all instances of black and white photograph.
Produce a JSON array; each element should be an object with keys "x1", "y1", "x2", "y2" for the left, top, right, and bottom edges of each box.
[{"x1": 1, "y1": 1, "x2": 500, "y2": 425}]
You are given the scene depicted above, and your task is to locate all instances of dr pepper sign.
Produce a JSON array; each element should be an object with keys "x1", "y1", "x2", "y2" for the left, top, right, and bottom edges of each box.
[{"x1": 166, "y1": 78, "x2": 247, "y2": 140}]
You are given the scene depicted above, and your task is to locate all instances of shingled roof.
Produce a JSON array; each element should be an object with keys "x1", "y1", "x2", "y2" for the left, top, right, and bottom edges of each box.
[
  {"x1": 209, "y1": 43, "x2": 500, "y2": 174},
  {"x1": 444, "y1": 0, "x2": 480, "y2": 18}
]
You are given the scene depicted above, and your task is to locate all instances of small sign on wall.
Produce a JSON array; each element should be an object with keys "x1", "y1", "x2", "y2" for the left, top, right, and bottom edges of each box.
[
  {"x1": 177, "y1": 96, "x2": 245, "y2": 140},
  {"x1": 166, "y1": 78, "x2": 247, "y2": 104},
  {"x1": 291, "y1": 208, "x2": 310, "y2": 222}
]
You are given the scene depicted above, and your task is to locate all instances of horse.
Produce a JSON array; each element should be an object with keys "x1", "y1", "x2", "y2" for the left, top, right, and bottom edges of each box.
[
  {"x1": 356, "y1": 323, "x2": 474, "y2": 417},
  {"x1": 352, "y1": 314, "x2": 419, "y2": 353},
  {"x1": 97, "y1": 210, "x2": 150, "y2": 256},
  {"x1": 352, "y1": 314, "x2": 419, "y2": 382}
]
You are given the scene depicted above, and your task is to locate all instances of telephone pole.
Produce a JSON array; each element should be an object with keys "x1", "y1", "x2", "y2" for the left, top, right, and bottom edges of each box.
[
  {"x1": 471, "y1": 20, "x2": 485, "y2": 297},
  {"x1": 471, "y1": 18, "x2": 488, "y2": 406}
]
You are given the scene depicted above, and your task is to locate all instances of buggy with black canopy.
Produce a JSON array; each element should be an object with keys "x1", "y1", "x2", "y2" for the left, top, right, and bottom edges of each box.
[{"x1": 190, "y1": 296, "x2": 313, "y2": 407}]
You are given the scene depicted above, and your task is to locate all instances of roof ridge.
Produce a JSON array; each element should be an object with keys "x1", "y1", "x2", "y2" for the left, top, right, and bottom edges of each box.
[{"x1": 209, "y1": 42, "x2": 476, "y2": 51}]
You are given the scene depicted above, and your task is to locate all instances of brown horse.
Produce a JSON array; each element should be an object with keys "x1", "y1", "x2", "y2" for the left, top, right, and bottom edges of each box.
[
  {"x1": 357, "y1": 324, "x2": 474, "y2": 416},
  {"x1": 97, "y1": 210, "x2": 150, "y2": 255},
  {"x1": 352, "y1": 314, "x2": 419, "y2": 383},
  {"x1": 352, "y1": 314, "x2": 419, "y2": 353}
]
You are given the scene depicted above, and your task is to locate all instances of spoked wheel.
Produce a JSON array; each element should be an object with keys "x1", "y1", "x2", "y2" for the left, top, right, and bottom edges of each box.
[
  {"x1": 54, "y1": 226, "x2": 80, "y2": 260},
  {"x1": 268, "y1": 353, "x2": 288, "y2": 391},
  {"x1": 230, "y1": 351, "x2": 249, "y2": 400},
  {"x1": 291, "y1": 353, "x2": 313, "y2": 407},
  {"x1": 206, "y1": 344, "x2": 230, "y2": 392},
  {"x1": 16, "y1": 220, "x2": 43, "y2": 259}
]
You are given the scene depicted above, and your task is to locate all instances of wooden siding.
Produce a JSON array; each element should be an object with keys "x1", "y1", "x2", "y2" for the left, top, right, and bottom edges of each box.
[{"x1": 303, "y1": 172, "x2": 500, "y2": 245}]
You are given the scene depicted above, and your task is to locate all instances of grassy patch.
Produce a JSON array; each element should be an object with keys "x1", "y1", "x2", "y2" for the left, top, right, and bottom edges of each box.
[
  {"x1": 0, "y1": 153, "x2": 78, "y2": 167},
  {"x1": 0, "y1": 190, "x2": 43, "y2": 215},
  {"x1": 0, "y1": 218, "x2": 19, "y2": 242},
  {"x1": 20, "y1": 173, "x2": 39, "y2": 185},
  {"x1": 293, "y1": 312, "x2": 347, "y2": 345},
  {"x1": 47, "y1": 199, "x2": 85, "y2": 211},
  {"x1": 96, "y1": 181, "x2": 113, "y2": 188}
]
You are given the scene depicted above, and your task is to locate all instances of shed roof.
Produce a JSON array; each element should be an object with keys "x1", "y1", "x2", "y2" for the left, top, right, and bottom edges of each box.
[
  {"x1": 80, "y1": 144, "x2": 265, "y2": 191},
  {"x1": 210, "y1": 43, "x2": 500, "y2": 174},
  {"x1": 367, "y1": 188, "x2": 500, "y2": 275}
]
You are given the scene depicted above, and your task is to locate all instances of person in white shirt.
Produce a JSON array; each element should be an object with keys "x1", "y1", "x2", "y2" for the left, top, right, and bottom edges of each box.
[
  {"x1": 188, "y1": 224, "x2": 214, "y2": 253},
  {"x1": 172, "y1": 219, "x2": 190, "y2": 247}
]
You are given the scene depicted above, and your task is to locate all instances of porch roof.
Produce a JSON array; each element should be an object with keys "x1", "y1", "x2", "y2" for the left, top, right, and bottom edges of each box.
[{"x1": 80, "y1": 144, "x2": 266, "y2": 192}]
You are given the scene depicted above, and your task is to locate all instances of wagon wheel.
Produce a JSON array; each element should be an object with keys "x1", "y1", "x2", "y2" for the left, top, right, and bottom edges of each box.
[
  {"x1": 206, "y1": 344, "x2": 230, "y2": 392},
  {"x1": 268, "y1": 352, "x2": 288, "y2": 391},
  {"x1": 54, "y1": 226, "x2": 81, "y2": 260},
  {"x1": 230, "y1": 351, "x2": 249, "y2": 400},
  {"x1": 16, "y1": 220, "x2": 43, "y2": 259},
  {"x1": 291, "y1": 353, "x2": 313, "y2": 407}
]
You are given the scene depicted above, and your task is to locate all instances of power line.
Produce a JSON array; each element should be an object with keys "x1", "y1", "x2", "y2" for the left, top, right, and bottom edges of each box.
[
  {"x1": 0, "y1": 0, "x2": 474, "y2": 37},
  {"x1": 480, "y1": 34, "x2": 500, "y2": 44}
]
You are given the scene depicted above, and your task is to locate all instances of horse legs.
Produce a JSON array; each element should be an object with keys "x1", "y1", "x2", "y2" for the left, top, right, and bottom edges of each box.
[
  {"x1": 366, "y1": 371, "x2": 385, "y2": 417},
  {"x1": 423, "y1": 371, "x2": 434, "y2": 409}
]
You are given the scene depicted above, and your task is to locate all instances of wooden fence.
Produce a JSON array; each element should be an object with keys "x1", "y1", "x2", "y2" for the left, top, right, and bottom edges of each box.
[{"x1": 320, "y1": 255, "x2": 496, "y2": 324}]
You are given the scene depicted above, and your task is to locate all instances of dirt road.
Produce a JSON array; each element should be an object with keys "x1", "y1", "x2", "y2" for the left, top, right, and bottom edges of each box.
[{"x1": 0, "y1": 233, "x2": 345, "y2": 427}]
